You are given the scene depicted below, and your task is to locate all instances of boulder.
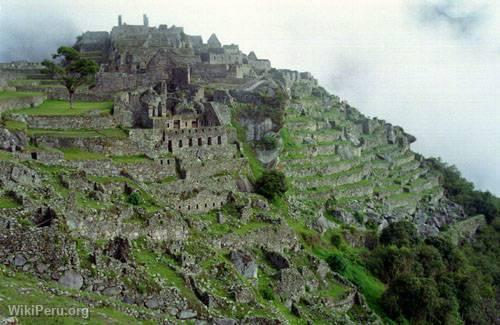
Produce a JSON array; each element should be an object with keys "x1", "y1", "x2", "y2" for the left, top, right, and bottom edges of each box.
[
  {"x1": 13, "y1": 254, "x2": 27, "y2": 267},
  {"x1": 214, "y1": 318, "x2": 238, "y2": 325},
  {"x1": 178, "y1": 309, "x2": 197, "y2": 319},
  {"x1": 277, "y1": 268, "x2": 305, "y2": 300},
  {"x1": 102, "y1": 286, "x2": 121, "y2": 296},
  {"x1": 230, "y1": 251, "x2": 258, "y2": 279},
  {"x1": 58, "y1": 270, "x2": 84, "y2": 290},
  {"x1": 0, "y1": 127, "x2": 27, "y2": 151},
  {"x1": 145, "y1": 297, "x2": 162, "y2": 309}
]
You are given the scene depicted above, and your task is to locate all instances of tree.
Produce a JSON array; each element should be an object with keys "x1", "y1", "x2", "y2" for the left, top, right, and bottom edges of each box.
[
  {"x1": 255, "y1": 170, "x2": 288, "y2": 200},
  {"x1": 382, "y1": 274, "x2": 440, "y2": 323},
  {"x1": 326, "y1": 253, "x2": 347, "y2": 274},
  {"x1": 379, "y1": 221, "x2": 419, "y2": 248},
  {"x1": 41, "y1": 46, "x2": 99, "y2": 109}
]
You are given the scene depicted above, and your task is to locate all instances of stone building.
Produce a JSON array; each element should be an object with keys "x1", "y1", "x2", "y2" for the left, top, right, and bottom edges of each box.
[{"x1": 72, "y1": 15, "x2": 275, "y2": 94}]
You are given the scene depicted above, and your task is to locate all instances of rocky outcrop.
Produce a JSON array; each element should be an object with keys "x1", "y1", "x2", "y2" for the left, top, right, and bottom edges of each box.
[
  {"x1": 0, "y1": 127, "x2": 28, "y2": 151},
  {"x1": 230, "y1": 250, "x2": 258, "y2": 279}
]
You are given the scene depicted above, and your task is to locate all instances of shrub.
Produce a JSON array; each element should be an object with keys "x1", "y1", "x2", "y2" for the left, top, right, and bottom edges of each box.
[
  {"x1": 381, "y1": 274, "x2": 440, "y2": 323},
  {"x1": 128, "y1": 192, "x2": 142, "y2": 206},
  {"x1": 261, "y1": 287, "x2": 275, "y2": 301},
  {"x1": 257, "y1": 134, "x2": 278, "y2": 150},
  {"x1": 255, "y1": 170, "x2": 288, "y2": 200},
  {"x1": 379, "y1": 221, "x2": 419, "y2": 248},
  {"x1": 327, "y1": 253, "x2": 347, "y2": 274},
  {"x1": 330, "y1": 232, "x2": 343, "y2": 247},
  {"x1": 301, "y1": 232, "x2": 321, "y2": 248}
]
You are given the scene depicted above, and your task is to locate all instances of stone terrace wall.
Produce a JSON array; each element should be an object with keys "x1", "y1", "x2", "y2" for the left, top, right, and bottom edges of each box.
[
  {"x1": 46, "y1": 88, "x2": 114, "y2": 102},
  {"x1": 59, "y1": 159, "x2": 176, "y2": 183},
  {"x1": 32, "y1": 136, "x2": 143, "y2": 156},
  {"x1": 0, "y1": 95, "x2": 46, "y2": 115},
  {"x1": 24, "y1": 115, "x2": 116, "y2": 130},
  {"x1": 191, "y1": 64, "x2": 240, "y2": 80},
  {"x1": 94, "y1": 71, "x2": 170, "y2": 93},
  {"x1": 31, "y1": 127, "x2": 233, "y2": 157}
]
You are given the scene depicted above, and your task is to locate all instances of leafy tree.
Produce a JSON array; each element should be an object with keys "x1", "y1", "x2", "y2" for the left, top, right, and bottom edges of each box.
[
  {"x1": 382, "y1": 274, "x2": 440, "y2": 323},
  {"x1": 367, "y1": 245, "x2": 416, "y2": 283},
  {"x1": 41, "y1": 46, "x2": 99, "y2": 109},
  {"x1": 379, "y1": 221, "x2": 419, "y2": 247},
  {"x1": 255, "y1": 170, "x2": 288, "y2": 200}
]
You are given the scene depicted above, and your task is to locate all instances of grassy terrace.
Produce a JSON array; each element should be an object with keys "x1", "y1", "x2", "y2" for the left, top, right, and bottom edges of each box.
[
  {"x1": 61, "y1": 148, "x2": 106, "y2": 160},
  {"x1": 2, "y1": 120, "x2": 26, "y2": 131},
  {"x1": 7, "y1": 79, "x2": 60, "y2": 87},
  {"x1": 0, "y1": 195, "x2": 20, "y2": 209},
  {"x1": 27, "y1": 128, "x2": 128, "y2": 139},
  {"x1": 111, "y1": 154, "x2": 152, "y2": 164},
  {"x1": 0, "y1": 91, "x2": 42, "y2": 101},
  {"x1": 14, "y1": 100, "x2": 113, "y2": 116}
]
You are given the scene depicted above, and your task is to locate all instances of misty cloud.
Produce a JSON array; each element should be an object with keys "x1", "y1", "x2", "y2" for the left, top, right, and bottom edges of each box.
[
  {"x1": 0, "y1": 1, "x2": 79, "y2": 62},
  {"x1": 416, "y1": 0, "x2": 488, "y2": 38}
]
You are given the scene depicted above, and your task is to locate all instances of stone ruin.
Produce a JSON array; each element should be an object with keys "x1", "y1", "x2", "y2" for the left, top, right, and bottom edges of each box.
[{"x1": 74, "y1": 14, "x2": 273, "y2": 95}]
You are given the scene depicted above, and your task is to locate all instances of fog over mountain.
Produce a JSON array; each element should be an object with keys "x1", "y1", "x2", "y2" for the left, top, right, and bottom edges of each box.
[{"x1": 1, "y1": 0, "x2": 498, "y2": 194}]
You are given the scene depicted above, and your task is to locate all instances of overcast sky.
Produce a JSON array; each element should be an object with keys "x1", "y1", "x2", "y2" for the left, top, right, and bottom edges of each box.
[{"x1": 1, "y1": 0, "x2": 499, "y2": 195}]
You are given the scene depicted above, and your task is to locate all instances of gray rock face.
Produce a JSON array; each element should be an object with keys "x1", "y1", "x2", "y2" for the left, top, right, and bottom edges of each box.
[
  {"x1": 239, "y1": 116, "x2": 275, "y2": 142},
  {"x1": 255, "y1": 147, "x2": 279, "y2": 167},
  {"x1": 102, "y1": 286, "x2": 121, "y2": 296},
  {"x1": 214, "y1": 318, "x2": 238, "y2": 325},
  {"x1": 385, "y1": 124, "x2": 396, "y2": 144},
  {"x1": 230, "y1": 250, "x2": 258, "y2": 279},
  {"x1": 313, "y1": 214, "x2": 337, "y2": 233},
  {"x1": 266, "y1": 251, "x2": 290, "y2": 270},
  {"x1": 236, "y1": 177, "x2": 254, "y2": 193},
  {"x1": 0, "y1": 127, "x2": 27, "y2": 151},
  {"x1": 145, "y1": 297, "x2": 161, "y2": 309},
  {"x1": 178, "y1": 309, "x2": 197, "y2": 319},
  {"x1": 58, "y1": 270, "x2": 84, "y2": 290},
  {"x1": 277, "y1": 268, "x2": 305, "y2": 300},
  {"x1": 13, "y1": 254, "x2": 27, "y2": 267}
]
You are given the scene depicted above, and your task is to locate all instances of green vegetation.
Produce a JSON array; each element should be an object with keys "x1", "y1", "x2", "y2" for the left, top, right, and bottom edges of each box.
[
  {"x1": 14, "y1": 100, "x2": 113, "y2": 116},
  {"x1": 364, "y1": 220, "x2": 500, "y2": 324},
  {"x1": 255, "y1": 170, "x2": 288, "y2": 200},
  {"x1": 2, "y1": 119, "x2": 26, "y2": 131},
  {"x1": 111, "y1": 154, "x2": 151, "y2": 164},
  {"x1": 0, "y1": 195, "x2": 20, "y2": 209},
  {"x1": 61, "y1": 148, "x2": 106, "y2": 160},
  {"x1": 127, "y1": 192, "x2": 142, "y2": 206},
  {"x1": 41, "y1": 46, "x2": 99, "y2": 108},
  {"x1": 0, "y1": 265, "x2": 156, "y2": 324},
  {"x1": 427, "y1": 158, "x2": 500, "y2": 223},
  {"x1": 27, "y1": 128, "x2": 127, "y2": 139},
  {"x1": 0, "y1": 91, "x2": 42, "y2": 101}
]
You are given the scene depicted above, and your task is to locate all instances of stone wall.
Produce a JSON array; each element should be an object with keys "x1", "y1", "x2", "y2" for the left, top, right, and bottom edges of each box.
[
  {"x1": 94, "y1": 71, "x2": 171, "y2": 93},
  {"x1": 24, "y1": 115, "x2": 116, "y2": 129},
  {"x1": 191, "y1": 64, "x2": 241, "y2": 80},
  {"x1": 58, "y1": 159, "x2": 176, "y2": 183},
  {"x1": 46, "y1": 88, "x2": 114, "y2": 102},
  {"x1": 0, "y1": 94, "x2": 46, "y2": 115},
  {"x1": 32, "y1": 136, "x2": 143, "y2": 156},
  {"x1": 248, "y1": 59, "x2": 271, "y2": 73},
  {"x1": 158, "y1": 126, "x2": 229, "y2": 154}
]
